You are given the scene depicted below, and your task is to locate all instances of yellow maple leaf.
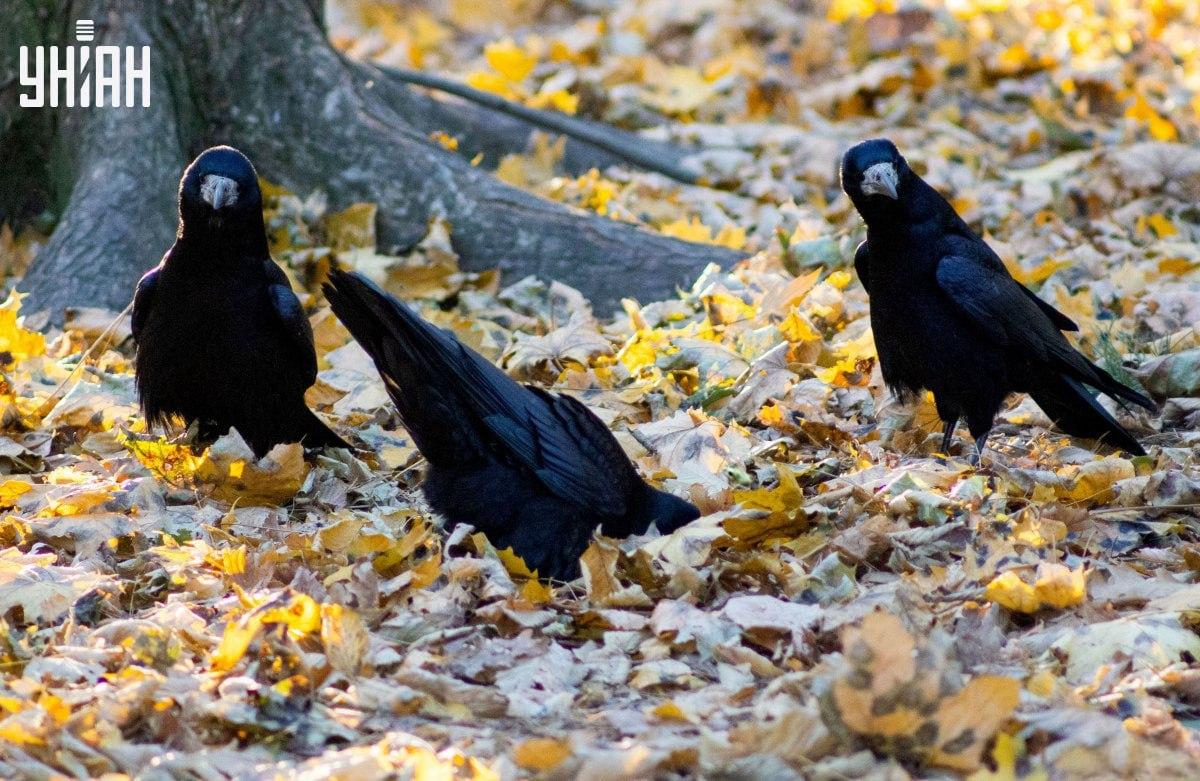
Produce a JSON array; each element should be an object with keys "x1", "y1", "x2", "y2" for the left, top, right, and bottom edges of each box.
[
  {"x1": 780, "y1": 310, "x2": 821, "y2": 343},
  {"x1": 726, "y1": 466, "x2": 809, "y2": 544},
  {"x1": 1143, "y1": 212, "x2": 1178, "y2": 238},
  {"x1": 321, "y1": 603, "x2": 369, "y2": 677},
  {"x1": 985, "y1": 571, "x2": 1040, "y2": 613},
  {"x1": 660, "y1": 216, "x2": 712, "y2": 244},
  {"x1": 466, "y1": 70, "x2": 518, "y2": 99},
  {"x1": 549, "y1": 39, "x2": 581, "y2": 64},
  {"x1": 1026, "y1": 670, "x2": 1056, "y2": 698},
  {"x1": 757, "y1": 401, "x2": 788, "y2": 428},
  {"x1": 518, "y1": 578, "x2": 552, "y2": 604},
  {"x1": 124, "y1": 436, "x2": 207, "y2": 485},
  {"x1": 0, "y1": 479, "x2": 32, "y2": 509},
  {"x1": 580, "y1": 538, "x2": 620, "y2": 603},
  {"x1": 572, "y1": 169, "x2": 618, "y2": 214},
  {"x1": 825, "y1": 270, "x2": 853, "y2": 290},
  {"x1": 641, "y1": 65, "x2": 717, "y2": 115},
  {"x1": 407, "y1": 553, "x2": 442, "y2": 591},
  {"x1": 0, "y1": 291, "x2": 45, "y2": 363},
  {"x1": 714, "y1": 224, "x2": 748, "y2": 250},
  {"x1": 1052, "y1": 286, "x2": 1096, "y2": 328},
  {"x1": 1157, "y1": 257, "x2": 1194, "y2": 276},
  {"x1": 324, "y1": 202, "x2": 377, "y2": 251},
  {"x1": 528, "y1": 88, "x2": 578, "y2": 114},
  {"x1": 1059, "y1": 457, "x2": 1135, "y2": 504},
  {"x1": 1034, "y1": 562, "x2": 1087, "y2": 609},
  {"x1": 205, "y1": 545, "x2": 246, "y2": 576},
  {"x1": 816, "y1": 352, "x2": 873, "y2": 387},
  {"x1": 617, "y1": 333, "x2": 660, "y2": 374},
  {"x1": 985, "y1": 564, "x2": 1086, "y2": 613},
  {"x1": 485, "y1": 541, "x2": 553, "y2": 601},
  {"x1": 429, "y1": 130, "x2": 459, "y2": 151},
  {"x1": 968, "y1": 732, "x2": 1048, "y2": 781},
  {"x1": 827, "y1": 0, "x2": 898, "y2": 23},
  {"x1": 833, "y1": 611, "x2": 1020, "y2": 771},
  {"x1": 931, "y1": 676, "x2": 1021, "y2": 771},
  {"x1": 495, "y1": 544, "x2": 538, "y2": 579},
  {"x1": 512, "y1": 737, "x2": 571, "y2": 771},
  {"x1": 651, "y1": 700, "x2": 694, "y2": 722},
  {"x1": 1010, "y1": 513, "x2": 1067, "y2": 547},
  {"x1": 194, "y1": 436, "x2": 310, "y2": 506},
  {"x1": 484, "y1": 38, "x2": 536, "y2": 82},
  {"x1": 410, "y1": 11, "x2": 450, "y2": 53},
  {"x1": 0, "y1": 718, "x2": 44, "y2": 746},
  {"x1": 211, "y1": 591, "x2": 322, "y2": 672},
  {"x1": 1004, "y1": 256, "x2": 1070, "y2": 286},
  {"x1": 1126, "y1": 95, "x2": 1177, "y2": 141},
  {"x1": 37, "y1": 694, "x2": 70, "y2": 725}
]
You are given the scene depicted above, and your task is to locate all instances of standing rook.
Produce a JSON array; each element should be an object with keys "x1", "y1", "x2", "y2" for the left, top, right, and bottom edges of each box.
[
  {"x1": 841, "y1": 139, "x2": 1154, "y2": 460},
  {"x1": 132, "y1": 146, "x2": 348, "y2": 455},
  {"x1": 323, "y1": 268, "x2": 700, "y2": 580}
]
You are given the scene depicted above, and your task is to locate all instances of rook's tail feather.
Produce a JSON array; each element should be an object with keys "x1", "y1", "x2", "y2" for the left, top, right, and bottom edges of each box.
[
  {"x1": 1029, "y1": 374, "x2": 1146, "y2": 456},
  {"x1": 1084, "y1": 363, "x2": 1156, "y2": 413},
  {"x1": 1051, "y1": 338, "x2": 1155, "y2": 413},
  {"x1": 323, "y1": 267, "x2": 453, "y2": 372},
  {"x1": 322, "y1": 267, "x2": 420, "y2": 395},
  {"x1": 322, "y1": 267, "x2": 468, "y2": 463},
  {"x1": 322, "y1": 268, "x2": 397, "y2": 352}
]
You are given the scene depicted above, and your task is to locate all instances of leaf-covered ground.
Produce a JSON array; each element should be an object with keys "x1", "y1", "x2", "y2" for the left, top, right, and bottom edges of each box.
[{"x1": 2, "y1": 0, "x2": 1200, "y2": 777}]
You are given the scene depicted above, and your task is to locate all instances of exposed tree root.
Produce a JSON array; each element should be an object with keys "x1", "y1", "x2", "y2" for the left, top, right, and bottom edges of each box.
[{"x1": 375, "y1": 64, "x2": 703, "y2": 183}]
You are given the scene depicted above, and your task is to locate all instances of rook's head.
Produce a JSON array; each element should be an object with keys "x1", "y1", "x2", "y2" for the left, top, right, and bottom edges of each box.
[
  {"x1": 841, "y1": 139, "x2": 909, "y2": 214},
  {"x1": 179, "y1": 146, "x2": 263, "y2": 232}
]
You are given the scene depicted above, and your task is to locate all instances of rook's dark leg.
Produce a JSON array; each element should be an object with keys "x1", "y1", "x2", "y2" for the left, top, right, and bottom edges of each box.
[
  {"x1": 965, "y1": 404, "x2": 1000, "y2": 467},
  {"x1": 972, "y1": 430, "x2": 991, "y2": 466},
  {"x1": 940, "y1": 418, "x2": 957, "y2": 455}
]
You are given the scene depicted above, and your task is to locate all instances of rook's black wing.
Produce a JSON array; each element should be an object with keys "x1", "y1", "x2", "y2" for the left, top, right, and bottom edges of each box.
[
  {"x1": 450, "y1": 349, "x2": 631, "y2": 516},
  {"x1": 854, "y1": 241, "x2": 871, "y2": 291},
  {"x1": 131, "y1": 266, "x2": 160, "y2": 342},
  {"x1": 523, "y1": 388, "x2": 643, "y2": 510},
  {"x1": 263, "y1": 261, "x2": 318, "y2": 386},
  {"x1": 944, "y1": 230, "x2": 1077, "y2": 331},
  {"x1": 935, "y1": 254, "x2": 1153, "y2": 410},
  {"x1": 1020, "y1": 285, "x2": 1078, "y2": 333}
]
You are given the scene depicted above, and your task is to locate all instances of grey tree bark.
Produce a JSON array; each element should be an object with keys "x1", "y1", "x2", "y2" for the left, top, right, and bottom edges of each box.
[{"x1": 0, "y1": 0, "x2": 743, "y2": 322}]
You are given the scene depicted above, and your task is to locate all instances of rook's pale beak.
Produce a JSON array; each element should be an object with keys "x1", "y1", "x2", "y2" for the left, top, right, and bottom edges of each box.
[
  {"x1": 860, "y1": 162, "x2": 899, "y2": 200},
  {"x1": 200, "y1": 174, "x2": 239, "y2": 210}
]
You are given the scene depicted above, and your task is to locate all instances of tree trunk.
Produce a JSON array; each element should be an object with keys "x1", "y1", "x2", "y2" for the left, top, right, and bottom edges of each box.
[
  {"x1": 11, "y1": 1, "x2": 186, "y2": 315},
  {"x1": 2, "y1": 0, "x2": 743, "y2": 322}
]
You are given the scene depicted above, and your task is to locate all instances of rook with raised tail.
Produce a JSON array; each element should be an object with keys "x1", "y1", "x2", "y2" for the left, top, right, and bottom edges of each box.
[{"x1": 323, "y1": 268, "x2": 699, "y2": 580}]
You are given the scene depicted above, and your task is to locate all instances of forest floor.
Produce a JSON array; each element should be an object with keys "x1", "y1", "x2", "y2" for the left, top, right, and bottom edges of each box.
[{"x1": 1, "y1": 0, "x2": 1200, "y2": 777}]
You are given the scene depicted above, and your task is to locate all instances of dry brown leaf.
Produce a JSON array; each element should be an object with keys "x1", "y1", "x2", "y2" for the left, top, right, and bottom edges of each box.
[{"x1": 194, "y1": 433, "x2": 309, "y2": 505}]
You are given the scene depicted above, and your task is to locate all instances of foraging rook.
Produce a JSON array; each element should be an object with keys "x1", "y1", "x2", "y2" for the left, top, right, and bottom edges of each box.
[
  {"x1": 323, "y1": 268, "x2": 699, "y2": 580},
  {"x1": 841, "y1": 139, "x2": 1154, "y2": 459},
  {"x1": 133, "y1": 146, "x2": 348, "y2": 455}
]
